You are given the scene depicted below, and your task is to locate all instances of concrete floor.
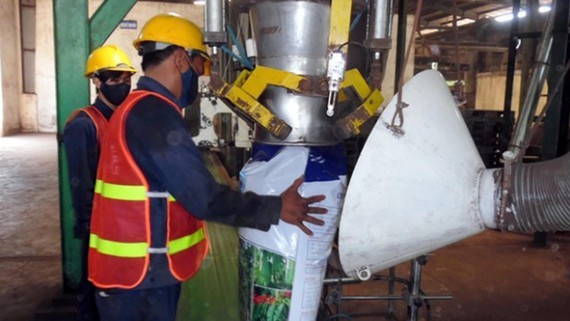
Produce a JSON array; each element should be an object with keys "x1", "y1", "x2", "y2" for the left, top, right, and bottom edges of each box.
[
  {"x1": 324, "y1": 231, "x2": 570, "y2": 321},
  {"x1": 1, "y1": 133, "x2": 569, "y2": 321},
  {"x1": 0, "y1": 133, "x2": 62, "y2": 321}
]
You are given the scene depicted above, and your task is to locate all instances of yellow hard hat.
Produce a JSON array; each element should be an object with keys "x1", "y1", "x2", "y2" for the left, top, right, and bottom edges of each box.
[
  {"x1": 85, "y1": 45, "x2": 137, "y2": 77},
  {"x1": 133, "y1": 13, "x2": 210, "y2": 60}
]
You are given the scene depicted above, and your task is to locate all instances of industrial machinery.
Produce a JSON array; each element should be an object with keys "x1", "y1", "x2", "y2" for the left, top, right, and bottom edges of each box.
[
  {"x1": 192, "y1": 1, "x2": 570, "y2": 321},
  {"x1": 192, "y1": 1, "x2": 393, "y2": 321},
  {"x1": 205, "y1": 0, "x2": 387, "y2": 146},
  {"x1": 51, "y1": 0, "x2": 570, "y2": 321}
]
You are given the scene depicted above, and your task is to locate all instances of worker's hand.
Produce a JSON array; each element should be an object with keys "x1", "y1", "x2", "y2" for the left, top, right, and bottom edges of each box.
[
  {"x1": 280, "y1": 176, "x2": 327, "y2": 236},
  {"x1": 229, "y1": 176, "x2": 241, "y2": 191}
]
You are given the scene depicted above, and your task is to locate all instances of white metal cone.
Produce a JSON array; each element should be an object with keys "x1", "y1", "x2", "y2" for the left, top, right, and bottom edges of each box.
[{"x1": 339, "y1": 70, "x2": 488, "y2": 280}]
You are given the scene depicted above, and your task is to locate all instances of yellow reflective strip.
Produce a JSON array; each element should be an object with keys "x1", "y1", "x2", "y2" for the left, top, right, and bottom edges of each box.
[
  {"x1": 168, "y1": 228, "x2": 205, "y2": 255},
  {"x1": 90, "y1": 234, "x2": 148, "y2": 258},
  {"x1": 94, "y1": 179, "x2": 147, "y2": 201}
]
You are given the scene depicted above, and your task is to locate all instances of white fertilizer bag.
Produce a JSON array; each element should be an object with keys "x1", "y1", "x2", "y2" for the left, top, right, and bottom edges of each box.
[{"x1": 238, "y1": 144, "x2": 347, "y2": 321}]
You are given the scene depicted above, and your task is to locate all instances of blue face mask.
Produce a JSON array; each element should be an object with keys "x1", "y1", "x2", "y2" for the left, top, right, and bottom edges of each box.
[{"x1": 179, "y1": 67, "x2": 199, "y2": 108}]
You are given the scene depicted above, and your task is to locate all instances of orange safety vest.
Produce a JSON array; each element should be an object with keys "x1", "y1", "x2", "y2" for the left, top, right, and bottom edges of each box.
[
  {"x1": 88, "y1": 91, "x2": 208, "y2": 289},
  {"x1": 66, "y1": 106, "x2": 108, "y2": 147}
]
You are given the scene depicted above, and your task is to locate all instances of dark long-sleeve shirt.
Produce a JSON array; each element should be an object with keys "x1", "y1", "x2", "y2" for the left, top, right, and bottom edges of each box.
[
  {"x1": 64, "y1": 98, "x2": 114, "y2": 226},
  {"x1": 124, "y1": 76, "x2": 282, "y2": 288}
]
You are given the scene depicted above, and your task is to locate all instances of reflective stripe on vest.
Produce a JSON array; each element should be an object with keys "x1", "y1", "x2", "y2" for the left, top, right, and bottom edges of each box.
[
  {"x1": 89, "y1": 228, "x2": 205, "y2": 258},
  {"x1": 94, "y1": 179, "x2": 176, "y2": 201}
]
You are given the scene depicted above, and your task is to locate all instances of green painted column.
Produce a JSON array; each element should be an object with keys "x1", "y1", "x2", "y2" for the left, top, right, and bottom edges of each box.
[
  {"x1": 90, "y1": 0, "x2": 139, "y2": 49},
  {"x1": 53, "y1": 0, "x2": 136, "y2": 290},
  {"x1": 53, "y1": 0, "x2": 90, "y2": 291}
]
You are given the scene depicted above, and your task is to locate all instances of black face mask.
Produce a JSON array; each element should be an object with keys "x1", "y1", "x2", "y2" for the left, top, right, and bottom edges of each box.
[{"x1": 101, "y1": 82, "x2": 131, "y2": 106}]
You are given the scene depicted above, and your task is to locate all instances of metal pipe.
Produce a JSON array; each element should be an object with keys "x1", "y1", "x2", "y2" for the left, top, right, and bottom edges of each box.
[
  {"x1": 204, "y1": 0, "x2": 227, "y2": 45},
  {"x1": 249, "y1": 1, "x2": 334, "y2": 145},
  {"x1": 509, "y1": 3, "x2": 556, "y2": 158},
  {"x1": 369, "y1": 0, "x2": 393, "y2": 41},
  {"x1": 366, "y1": 0, "x2": 393, "y2": 90},
  {"x1": 205, "y1": 0, "x2": 223, "y2": 33},
  {"x1": 499, "y1": 3, "x2": 556, "y2": 231},
  {"x1": 394, "y1": 0, "x2": 407, "y2": 91},
  {"x1": 408, "y1": 256, "x2": 424, "y2": 321}
]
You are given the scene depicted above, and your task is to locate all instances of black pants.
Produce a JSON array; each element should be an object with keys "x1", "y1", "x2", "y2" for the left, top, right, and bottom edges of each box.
[
  {"x1": 95, "y1": 284, "x2": 181, "y2": 321},
  {"x1": 77, "y1": 230, "x2": 99, "y2": 321}
]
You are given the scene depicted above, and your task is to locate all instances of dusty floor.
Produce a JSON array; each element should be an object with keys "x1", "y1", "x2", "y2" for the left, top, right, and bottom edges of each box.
[
  {"x1": 0, "y1": 133, "x2": 62, "y2": 321},
  {"x1": 0, "y1": 133, "x2": 569, "y2": 321},
  {"x1": 324, "y1": 231, "x2": 570, "y2": 321}
]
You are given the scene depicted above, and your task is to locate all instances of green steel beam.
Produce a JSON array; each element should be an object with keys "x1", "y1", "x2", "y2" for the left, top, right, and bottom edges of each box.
[
  {"x1": 90, "y1": 0, "x2": 136, "y2": 49},
  {"x1": 54, "y1": 0, "x2": 135, "y2": 290},
  {"x1": 53, "y1": 0, "x2": 90, "y2": 291}
]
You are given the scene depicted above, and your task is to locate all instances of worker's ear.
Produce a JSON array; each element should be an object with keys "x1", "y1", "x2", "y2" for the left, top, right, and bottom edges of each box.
[
  {"x1": 92, "y1": 76, "x2": 102, "y2": 91},
  {"x1": 174, "y1": 48, "x2": 189, "y2": 72}
]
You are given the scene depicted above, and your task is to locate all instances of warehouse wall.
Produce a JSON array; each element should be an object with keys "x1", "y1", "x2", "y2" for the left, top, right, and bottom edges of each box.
[
  {"x1": 0, "y1": 0, "x2": 24, "y2": 136},
  {"x1": 3, "y1": 1, "x2": 411, "y2": 135},
  {"x1": 34, "y1": 0, "x2": 54, "y2": 132},
  {"x1": 475, "y1": 70, "x2": 548, "y2": 118},
  {"x1": 9, "y1": 1, "x2": 411, "y2": 134},
  {"x1": 0, "y1": 0, "x2": 203, "y2": 135},
  {"x1": 31, "y1": 0, "x2": 204, "y2": 134}
]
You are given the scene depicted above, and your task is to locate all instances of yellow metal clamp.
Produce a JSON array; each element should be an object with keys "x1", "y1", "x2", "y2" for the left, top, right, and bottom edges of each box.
[
  {"x1": 333, "y1": 69, "x2": 385, "y2": 139},
  {"x1": 240, "y1": 66, "x2": 306, "y2": 98},
  {"x1": 209, "y1": 66, "x2": 312, "y2": 140},
  {"x1": 210, "y1": 66, "x2": 384, "y2": 141}
]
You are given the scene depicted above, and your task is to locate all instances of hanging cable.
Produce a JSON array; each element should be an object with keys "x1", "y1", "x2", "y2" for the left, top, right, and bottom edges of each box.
[{"x1": 389, "y1": 0, "x2": 424, "y2": 135}]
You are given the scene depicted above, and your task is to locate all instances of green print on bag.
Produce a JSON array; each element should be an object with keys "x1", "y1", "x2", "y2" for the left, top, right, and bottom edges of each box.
[{"x1": 239, "y1": 238, "x2": 295, "y2": 321}]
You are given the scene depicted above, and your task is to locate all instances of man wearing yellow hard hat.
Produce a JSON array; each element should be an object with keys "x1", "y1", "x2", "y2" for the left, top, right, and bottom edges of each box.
[
  {"x1": 88, "y1": 13, "x2": 327, "y2": 321},
  {"x1": 63, "y1": 44, "x2": 137, "y2": 321}
]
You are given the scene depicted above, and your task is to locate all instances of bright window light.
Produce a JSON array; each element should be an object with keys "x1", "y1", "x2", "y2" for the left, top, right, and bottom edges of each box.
[
  {"x1": 194, "y1": 0, "x2": 205, "y2": 5},
  {"x1": 495, "y1": 6, "x2": 551, "y2": 23},
  {"x1": 495, "y1": 13, "x2": 514, "y2": 22},
  {"x1": 539, "y1": 6, "x2": 551, "y2": 13},
  {"x1": 495, "y1": 10, "x2": 527, "y2": 22},
  {"x1": 441, "y1": 18, "x2": 476, "y2": 28}
]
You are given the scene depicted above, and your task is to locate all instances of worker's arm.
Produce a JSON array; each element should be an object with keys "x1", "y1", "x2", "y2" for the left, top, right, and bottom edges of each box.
[
  {"x1": 125, "y1": 96, "x2": 281, "y2": 231},
  {"x1": 63, "y1": 114, "x2": 99, "y2": 236}
]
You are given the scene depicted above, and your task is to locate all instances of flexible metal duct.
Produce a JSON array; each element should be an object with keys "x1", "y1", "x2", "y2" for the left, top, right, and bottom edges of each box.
[{"x1": 502, "y1": 153, "x2": 570, "y2": 232}]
